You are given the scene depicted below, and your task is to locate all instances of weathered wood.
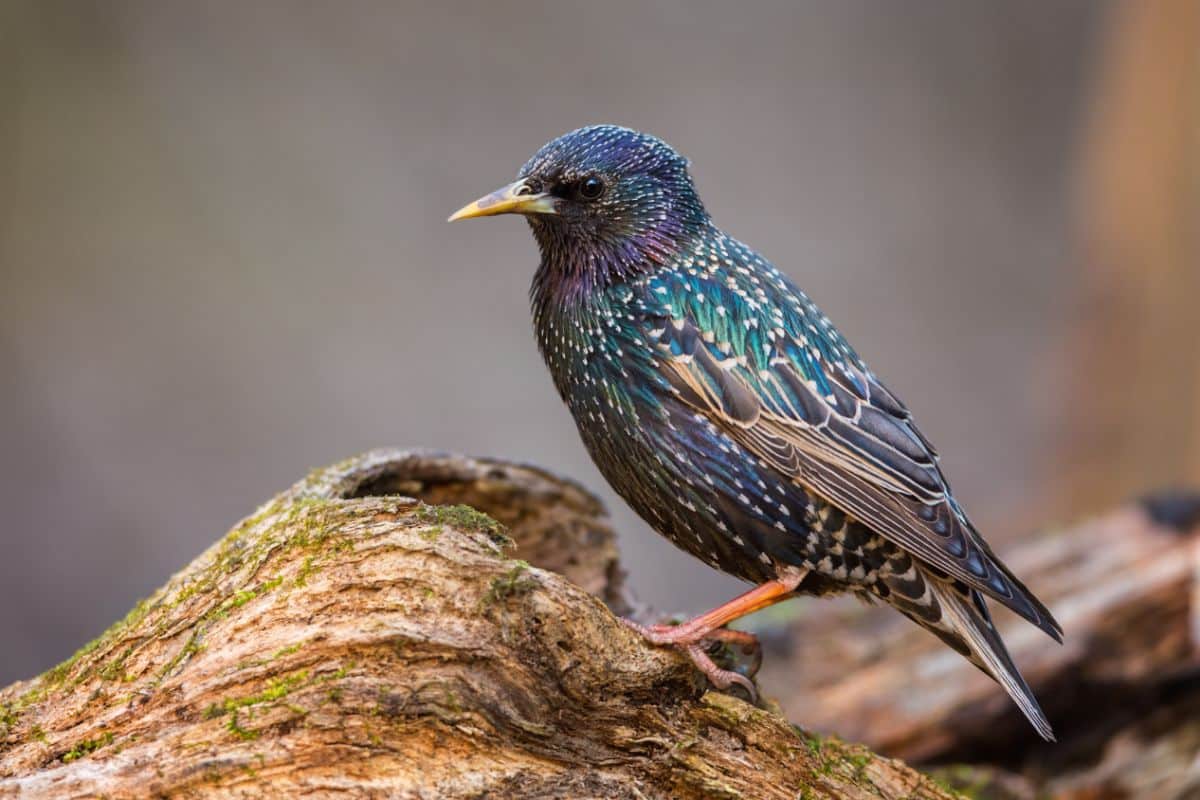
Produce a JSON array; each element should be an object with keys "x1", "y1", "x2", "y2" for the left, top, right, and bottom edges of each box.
[
  {"x1": 759, "y1": 493, "x2": 1200, "y2": 800},
  {"x1": 0, "y1": 450, "x2": 954, "y2": 800}
]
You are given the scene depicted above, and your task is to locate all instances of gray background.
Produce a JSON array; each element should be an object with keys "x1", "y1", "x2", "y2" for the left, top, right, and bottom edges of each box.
[{"x1": 1, "y1": 1, "x2": 1104, "y2": 683}]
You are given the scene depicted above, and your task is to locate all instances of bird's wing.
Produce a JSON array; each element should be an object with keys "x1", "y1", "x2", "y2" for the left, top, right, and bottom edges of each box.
[{"x1": 638, "y1": 269, "x2": 1061, "y2": 640}]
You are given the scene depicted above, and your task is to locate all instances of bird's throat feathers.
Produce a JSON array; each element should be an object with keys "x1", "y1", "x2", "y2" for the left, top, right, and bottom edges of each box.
[{"x1": 528, "y1": 209, "x2": 707, "y2": 310}]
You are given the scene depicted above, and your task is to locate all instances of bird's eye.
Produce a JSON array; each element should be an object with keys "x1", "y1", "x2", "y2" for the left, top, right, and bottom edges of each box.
[{"x1": 578, "y1": 175, "x2": 605, "y2": 200}]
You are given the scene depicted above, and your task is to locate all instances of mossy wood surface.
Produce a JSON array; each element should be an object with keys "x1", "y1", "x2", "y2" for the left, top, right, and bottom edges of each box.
[{"x1": 0, "y1": 450, "x2": 956, "y2": 799}]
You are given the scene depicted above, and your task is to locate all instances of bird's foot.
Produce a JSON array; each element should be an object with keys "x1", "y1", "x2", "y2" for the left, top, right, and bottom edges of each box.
[
  {"x1": 619, "y1": 577, "x2": 803, "y2": 703},
  {"x1": 621, "y1": 618, "x2": 761, "y2": 702},
  {"x1": 700, "y1": 627, "x2": 765, "y2": 677}
]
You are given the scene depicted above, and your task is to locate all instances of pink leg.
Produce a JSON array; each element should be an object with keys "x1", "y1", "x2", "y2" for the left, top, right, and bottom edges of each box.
[{"x1": 622, "y1": 574, "x2": 804, "y2": 701}]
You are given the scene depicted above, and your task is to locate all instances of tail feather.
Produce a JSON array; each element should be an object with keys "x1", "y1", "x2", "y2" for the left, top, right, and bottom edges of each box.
[
  {"x1": 924, "y1": 580, "x2": 1055, "y2": 741},
  {"x1": 875, "y1": 549, "x2": 1054, "y2": 740}
]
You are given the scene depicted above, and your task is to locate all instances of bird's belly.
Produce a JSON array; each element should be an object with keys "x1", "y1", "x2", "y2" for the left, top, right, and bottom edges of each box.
[
  {"x1": 566, "y1": 388, "x2": 892, "y2": 591},
  {"x1": 577, "y1": 420, "x2": 774, "y2": 584}
]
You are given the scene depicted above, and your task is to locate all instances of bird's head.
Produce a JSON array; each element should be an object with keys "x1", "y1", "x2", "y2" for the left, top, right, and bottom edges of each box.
[{"x1": 450, "y1": 125, "x2": 709, "y2": 290}]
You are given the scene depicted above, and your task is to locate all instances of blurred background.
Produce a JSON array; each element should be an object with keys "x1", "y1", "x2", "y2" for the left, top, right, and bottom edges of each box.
[{"x1": 1, "y1": 0, "x2": 1196, "y2": 686}]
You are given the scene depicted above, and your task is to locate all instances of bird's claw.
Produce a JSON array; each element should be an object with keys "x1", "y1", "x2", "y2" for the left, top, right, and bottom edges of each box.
[
  {"x1": 700, "y1": 627, "x2": 764, "y2": 677},
  {"x1": 685, "y1": 644, "x2": 758, "y2": 703},
  {"x1": 621, "y1": 617, "x2": 761, "y2": 702}
]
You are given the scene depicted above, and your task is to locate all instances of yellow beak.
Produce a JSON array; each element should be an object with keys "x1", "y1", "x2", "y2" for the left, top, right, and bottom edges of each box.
[{"x1": 447, "y1": 179, "x2": 558, "y2": 222}]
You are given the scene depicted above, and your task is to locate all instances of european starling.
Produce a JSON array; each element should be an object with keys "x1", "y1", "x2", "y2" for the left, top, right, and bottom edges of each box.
[{"x1": 450, "y1": 125, "x2": 1060, "y2": 739}]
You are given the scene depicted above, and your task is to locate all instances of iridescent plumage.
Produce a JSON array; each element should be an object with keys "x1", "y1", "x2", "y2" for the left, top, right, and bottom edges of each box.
[{"x1": 452, "y1": 125, "x2": 1061, "y2": 740}]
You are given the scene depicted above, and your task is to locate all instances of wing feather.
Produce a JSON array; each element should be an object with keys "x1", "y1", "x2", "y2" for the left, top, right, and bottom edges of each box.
[{"x1": 646, "y1": 298, "x2": 1061, "y2": 641}]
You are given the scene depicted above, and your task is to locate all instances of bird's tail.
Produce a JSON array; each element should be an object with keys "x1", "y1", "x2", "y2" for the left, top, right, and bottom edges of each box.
[{"x1": 889, "y1": 571, "x2": 1055, "y2": 741}]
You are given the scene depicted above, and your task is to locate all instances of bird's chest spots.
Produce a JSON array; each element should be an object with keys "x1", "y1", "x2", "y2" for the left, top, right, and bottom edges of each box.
[{"x1": 536, "y1": 294, "x2": 661, "y2": 421}]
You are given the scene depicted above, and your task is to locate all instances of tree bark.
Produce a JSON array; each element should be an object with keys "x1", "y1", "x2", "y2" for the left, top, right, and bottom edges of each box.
[{"x1": 0, "y1": 450, "x2": 955, "y2": 800}]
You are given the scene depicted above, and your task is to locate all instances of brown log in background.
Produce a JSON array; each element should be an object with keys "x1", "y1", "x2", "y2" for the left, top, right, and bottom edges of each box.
[
  {"x1": 0, "y1": 450, "x2": 953, "y2": 800},
  {"x1": 760, "y1": 492, "x2": 1200, "y2": 800}
]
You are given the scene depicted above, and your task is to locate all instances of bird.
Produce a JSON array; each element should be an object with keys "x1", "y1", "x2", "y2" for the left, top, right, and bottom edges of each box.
[{"x1": 449, "y1": 125, "x2": 1061, "y2": 740}]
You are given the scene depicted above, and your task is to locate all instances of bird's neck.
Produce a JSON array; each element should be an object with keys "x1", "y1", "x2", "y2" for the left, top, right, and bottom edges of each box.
[
  {"x1": 529, "y1": 219, "x2": 707, "y2": 401},
  {"x1": 528, "y1": 215, "x2": 710, "y2": 310},
  {"x1": 528, "y1": 243, "x2": 623, "y2": 399}
]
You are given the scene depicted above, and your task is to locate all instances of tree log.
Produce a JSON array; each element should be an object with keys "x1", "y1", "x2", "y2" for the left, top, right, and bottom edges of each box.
[
  {"x1": 759, "y1": 492, "x2": 1200, "y2": 800},
  {"x1": 0, "y1": 450, "x2": 955, "y2": 799}
]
